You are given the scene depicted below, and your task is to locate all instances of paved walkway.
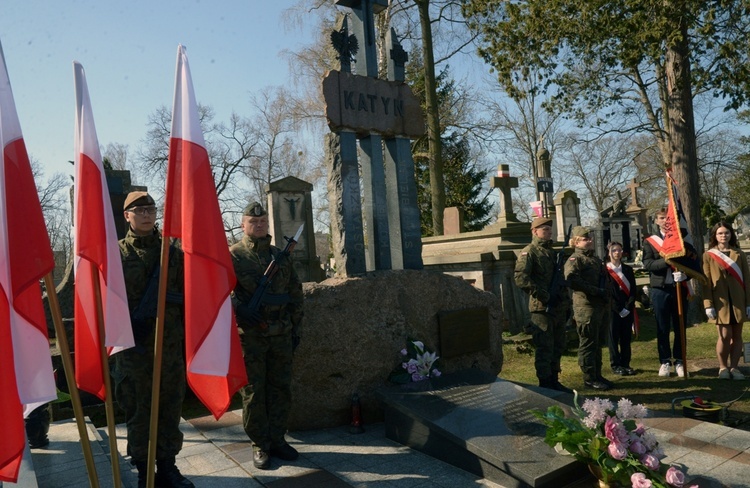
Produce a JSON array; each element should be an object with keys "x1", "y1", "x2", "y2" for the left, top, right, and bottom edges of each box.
[{"x1": 6, "y1": 406, "x2": 750, "y2": 487}]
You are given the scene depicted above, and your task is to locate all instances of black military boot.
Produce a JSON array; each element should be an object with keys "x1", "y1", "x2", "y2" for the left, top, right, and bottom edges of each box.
[
  {"x1": 552, "y1": 375, "x2": 573, "y2": 394},
  {"x1": 133, "y1": 461, "x2": 147, "y2": 488},
  {"x1": 156, "y1": 457, "x2": 194, "y2": 488}
]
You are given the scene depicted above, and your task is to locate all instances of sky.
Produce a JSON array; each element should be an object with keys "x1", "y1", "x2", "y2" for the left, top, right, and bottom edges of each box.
[{"x1": 0, "y1": 0, "x2": 314, "y2": 179}]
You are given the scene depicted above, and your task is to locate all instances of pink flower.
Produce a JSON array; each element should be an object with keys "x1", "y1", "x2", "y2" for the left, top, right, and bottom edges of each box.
[
  {"x1": 608, "y1": 440, "x2": 628, "y2": 460},
  {"x1": 640, "y1": 453, "x2": 660, "y2": 471},
  {"x1": 605, "y1": 416, "x2": 627, "y2": 444},
  {"x1": 666, "y1": 466, "x2": 685, "y2": 487},
  {"x1": 631, "y1": 472, "x2": 653, "y2": 488}
]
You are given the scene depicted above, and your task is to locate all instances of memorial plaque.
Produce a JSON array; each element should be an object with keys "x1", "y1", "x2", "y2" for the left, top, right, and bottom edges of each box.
[
  {"x1": 377, "y1": 370, "x2": 587, "y2": 487},
  {"x1": 438, "y1": 307, "x2": 489, "y2": 359}
]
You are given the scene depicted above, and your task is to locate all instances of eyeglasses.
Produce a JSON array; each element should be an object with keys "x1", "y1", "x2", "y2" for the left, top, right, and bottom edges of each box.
[{"x1": 127, "y1": 206, "x2": 157, "y2": 216}]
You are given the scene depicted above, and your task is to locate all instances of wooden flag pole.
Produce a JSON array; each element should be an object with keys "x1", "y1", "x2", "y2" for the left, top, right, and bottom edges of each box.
[
  {"x1": 90, "y1": 266, "x2": 122, "y2": 487},
  {"x1": 43, "y1": 273, "x2": 100, "y2": 488},
  {"x1": 676, "y1": 281, "x2": 688, "y2": 379},
  {"x1": 146, "y1": 236, "x2": 171, "y2": 488}
]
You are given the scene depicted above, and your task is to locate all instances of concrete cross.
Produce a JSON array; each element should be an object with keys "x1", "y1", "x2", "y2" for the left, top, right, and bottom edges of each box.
[
  {"x1": 492, "y1": 164, "x2": 519, "y2": 222},
  {"x1": 627, "y1": 178, "x2": 640, "y2": 208}
]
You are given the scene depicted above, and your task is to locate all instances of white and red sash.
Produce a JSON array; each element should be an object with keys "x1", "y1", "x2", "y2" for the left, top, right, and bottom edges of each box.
[
  {"x1": 707, "y1": 248, "x2": 744, "y2": 289},
  {"x1": 606, "y1": 262, "x2": 631, "y2": 295},
  {"x1": 645, "y1": 235, "x2": 663, "y2": 252}
]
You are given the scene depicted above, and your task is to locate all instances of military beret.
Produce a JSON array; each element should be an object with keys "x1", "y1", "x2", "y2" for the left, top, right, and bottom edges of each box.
[
  {"x1": 531, "y1": 216, "x2": 553, "y2": 229},
  {"x1": 243, "y1": 201, "x2": 267, "y2": 217},
  {"x1": 123, "y1": 191, "x2": 155, "y2": 210},
  {"x1": 571, "y1": 226, "x2": 590, "y2": 238}
]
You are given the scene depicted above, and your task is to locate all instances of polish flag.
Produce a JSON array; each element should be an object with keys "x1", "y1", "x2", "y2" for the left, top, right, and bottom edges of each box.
[
  {"x1": 73, "y1": 62, "x2": 134, "y2": 400},
  {"x1": 163, "y1": 45, "x2": 247, "y2": 419},
  {"x1": 0, "y1": 41, "x2": 57, "y2": 483}
]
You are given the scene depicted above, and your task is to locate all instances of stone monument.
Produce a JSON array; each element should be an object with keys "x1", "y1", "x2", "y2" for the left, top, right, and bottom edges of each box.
[
  {"x1": 324, "y1": 1, "x2": 425, "y2": 276},
  {"x1": 266, "y1": 176, "x2": 325, "y2": 283},
  {"x1": 553, "y1": 189, "x2": 581, "y2": 242}
]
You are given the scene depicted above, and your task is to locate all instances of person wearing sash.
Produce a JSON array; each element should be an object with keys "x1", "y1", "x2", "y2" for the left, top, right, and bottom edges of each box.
[
  {"x1": 605, "y1": 242, "x2": 637, "y2": 376},
  {"x1": 642, "y1": 208, "x2": 689, "y2": 378},
  {"x1": 702, "y1": 222, "x2": 750, "y2": 380}
]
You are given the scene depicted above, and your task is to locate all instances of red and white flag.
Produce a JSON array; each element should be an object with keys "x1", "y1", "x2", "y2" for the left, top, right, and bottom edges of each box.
[
  {"x1": 163, "y1": 45, "x2": 247, "y2": 419},
  {"x1": 0, "y1": 41, "x2": 57, "y2": 483},
  {"x1": 73, "y1": 62, "x2": 134, "y2": 400}
]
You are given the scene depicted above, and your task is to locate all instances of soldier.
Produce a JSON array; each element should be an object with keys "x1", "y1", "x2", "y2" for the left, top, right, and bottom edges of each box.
[
  {"x1": 564, "y1": 226, "x2": 613, "y2": 391},
  {"x1": 113, "y1": 191, "x2": 194, "y2": 488},
  {"x1": 514, "y1": 216, "x2": 573, "y2": 393},
  {"x1": 230, "y1": 202, "x2": 304, "y2": 470}
]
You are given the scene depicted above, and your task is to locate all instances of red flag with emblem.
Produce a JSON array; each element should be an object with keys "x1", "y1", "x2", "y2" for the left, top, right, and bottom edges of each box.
[
  {"x1": 73, "y1": 62, "x2": 135, "y2": 400},
  {"x1": 0, "y1": 41, "x2": 57, "y2": 483},
  {"x1": 162, "y1": 45, "x2": 247, "y2": 419}
]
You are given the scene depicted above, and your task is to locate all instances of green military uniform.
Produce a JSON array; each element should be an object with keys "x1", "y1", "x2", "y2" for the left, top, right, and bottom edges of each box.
[
  {"x1": 114, "y1": 228, "x2": 186, "y2": 464},
  {"x1": 563, "y1": 228, "x2": 611, "y2": 387},
  {"x1": 113, "y1": 191, "x2": 193, "y2": 488},
  {"x1": 230, "y1": 231, "x2": 303, "y2": 454},
  {"x1": 514, "y1": 227, "x2": 571, "y2": 391}
]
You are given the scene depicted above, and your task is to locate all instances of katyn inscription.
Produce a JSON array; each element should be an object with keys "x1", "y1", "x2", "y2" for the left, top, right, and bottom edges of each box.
[{"x1": 322, "y1": 70, "x2": 425, "y2": 139}]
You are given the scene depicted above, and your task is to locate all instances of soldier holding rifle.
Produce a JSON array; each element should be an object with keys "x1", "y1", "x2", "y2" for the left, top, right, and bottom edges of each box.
[
  {"x1": 514, "y1": 217, "x2": 573, "y2": 393},
  {"x1": 230, "y1": 202, "x2": 304, "y2": 470}
]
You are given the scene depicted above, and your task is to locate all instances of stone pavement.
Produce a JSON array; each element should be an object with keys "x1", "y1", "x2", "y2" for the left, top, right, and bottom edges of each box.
[{"x1": 6, "y1": 406, "x2": 750, "y2": 487}]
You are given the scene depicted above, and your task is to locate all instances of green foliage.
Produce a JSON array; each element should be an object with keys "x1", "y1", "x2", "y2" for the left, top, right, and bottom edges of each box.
[{"x1": 700, "y1": 196, "x2": 731, "y2": 230}]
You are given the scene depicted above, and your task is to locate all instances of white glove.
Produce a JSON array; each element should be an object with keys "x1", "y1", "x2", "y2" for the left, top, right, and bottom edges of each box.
[
  {"x1": 706, "y1": 308, "x2": 717, "y2": 320},
  {"x1": 746, "y1": 306, "x2": 750, "y2": 318},
  {"x1": 619, "y1": 308, "x2": 630, "y2": 318},
  {"x1": 672, "y1": 271, "x2": 687, "y2": 282}
]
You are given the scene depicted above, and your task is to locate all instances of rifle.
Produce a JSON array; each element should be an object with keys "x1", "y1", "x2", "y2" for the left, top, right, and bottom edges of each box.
[
  {"x1": 130, "y1": 242, "x2": 183, "y2": 344},
  {"x1": 545, "y1": 224, "x2": 573, "y2": 314},
  {"x1": 235, "y1": 224, "x2": 304, "y2": 329}
]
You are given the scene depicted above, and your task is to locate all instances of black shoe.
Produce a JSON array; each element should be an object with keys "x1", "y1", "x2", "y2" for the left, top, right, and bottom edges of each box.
[
  {"x1": 612, "y1": 366, "x2": 625, "y2": 376},
  {"x1": 270, "y1": 443, "x2": 299, "y2": 461},
  {"x1": 552, "y1": 381, "x2": 574, "y2": 394},
  {"x1": 253, "y1": 448, "x2": 271, "y2": 469},
  {"x1": 622, "y1": 367, "x2": 636, "y2": 376},
  {"x1": 584, "y1": 380, "x2": 610, "y2": 390},
  {"x1": 598, "y1": 376, "x2": 615, "y2": 388},
  {"x1": 155, "y1": 461, "x2": 194, "y2": 488}
]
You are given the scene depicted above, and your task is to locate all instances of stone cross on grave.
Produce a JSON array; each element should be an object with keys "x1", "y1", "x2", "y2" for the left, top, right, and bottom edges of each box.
[
  {"x1": 492, "y1": 164, "x2": 519, "y2": 223},
  {"x1": 626, "y1": 178, "x2": 640, "y2": 208}
]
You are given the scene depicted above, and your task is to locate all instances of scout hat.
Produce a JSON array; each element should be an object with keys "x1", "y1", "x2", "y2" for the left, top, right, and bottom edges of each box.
[
  {"x1": 123, "y1": 191, "x2": 155, "y2": 210},
  {"x1": 243, "y1": 201, "x2": 267, "y2": 217},
  {"x1": 531, "y1": 216, "x2": 552, "y2": 229},
  {"x1": 571, "y1": 226, "x2": 590, "y2": 238}
]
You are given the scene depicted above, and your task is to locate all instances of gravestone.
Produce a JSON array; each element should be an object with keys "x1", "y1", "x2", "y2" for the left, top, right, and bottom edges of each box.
[
  {"x1": 554, "y1": 190, "x2": 580, "y2": 243},
  {"x1": 377, "y1": 369, "x2": 587, "y2": 487},
  {"x1": 266, "y1": 176, "x2": 325, "y2": 283}
]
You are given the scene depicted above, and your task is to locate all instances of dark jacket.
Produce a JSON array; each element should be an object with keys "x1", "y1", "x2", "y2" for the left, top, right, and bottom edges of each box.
[
  {"x1": 642, "y1": 232, "x2": 671, "y2": 288},
  {"x1": 606, "y1": 262, "x2": 637, "y2": 313}
]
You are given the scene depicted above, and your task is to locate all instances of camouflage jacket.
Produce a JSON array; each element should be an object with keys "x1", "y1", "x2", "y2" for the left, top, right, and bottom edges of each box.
[
  {"x1": 514, "y1": 236, "x2": 570, "y2": 313},
  {"x1": 564, "y1": 247, "x2": 609, "y2": 307},
  {"x1": 229, "y1": 234, "x2": 303, "y2": 336},
  {"x1": 119, "y1": 229, "x2": 184, "y2": 346}
]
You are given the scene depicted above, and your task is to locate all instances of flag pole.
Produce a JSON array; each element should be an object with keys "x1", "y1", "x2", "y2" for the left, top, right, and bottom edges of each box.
[
  {"x1": 43, "y1": 273, "x2": 100, "y2": 488},
  {"x1": 676, "y1": 281, "x2": 688, "y2": 379},
  {"x1": 146, "y1": 235, "x2": 171, "y2": 488},
  {"x1": 89, "y1": 266, "x2": 122, "y2": 487}
]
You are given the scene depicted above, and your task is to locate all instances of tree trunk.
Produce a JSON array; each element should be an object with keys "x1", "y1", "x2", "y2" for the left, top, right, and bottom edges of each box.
[
  {"x1": 416, "y1": 0, "x2": 445, "y2": 235},
  {"x1": 665, "y1": 21, "x2": 703, "y2": 254}
]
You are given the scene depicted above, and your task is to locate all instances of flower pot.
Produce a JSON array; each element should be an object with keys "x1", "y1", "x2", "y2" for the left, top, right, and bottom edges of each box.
[{"x1": 588, "y1": 464, "x2": 619, "y2": 488}]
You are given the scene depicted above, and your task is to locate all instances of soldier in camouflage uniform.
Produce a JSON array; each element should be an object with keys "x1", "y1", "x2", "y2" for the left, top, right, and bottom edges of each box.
[
  {"x1": 113, "y1": 191, "x2": 194, "y2": 488},
  {"x1": 563, "y1": 226, "x2": 613, "y2": 391},
  {"x1": 230, "y1": 202, "x2": 304, "y2": 470},
  {"x1": 514, "y1": 216, "x2": 573, "y2": 393}
]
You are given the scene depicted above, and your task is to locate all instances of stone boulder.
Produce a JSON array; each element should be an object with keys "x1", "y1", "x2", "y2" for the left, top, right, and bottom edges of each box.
[{"x1": 290, "y1": 269, "x2": 503, "y2": 430}]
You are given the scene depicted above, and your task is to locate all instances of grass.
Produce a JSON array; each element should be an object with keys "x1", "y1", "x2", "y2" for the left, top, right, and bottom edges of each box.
[{"x1": 500, "y1": 304, "x2": 750, "y2": 431}]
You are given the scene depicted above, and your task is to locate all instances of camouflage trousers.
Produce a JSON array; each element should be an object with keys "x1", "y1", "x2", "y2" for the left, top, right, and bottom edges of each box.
[
  {"x1": 112, "y1": 339, "x2": 186, "y2": 463},
  {"x1": 574, "y1": 305, "x2": 610, "y2": 382},
  {"x1": 527, "y1": 311, "x2": 567, "y2": 382},
  {"x1": 239, "y1": 332, "x2": 294, "y2": 451}
]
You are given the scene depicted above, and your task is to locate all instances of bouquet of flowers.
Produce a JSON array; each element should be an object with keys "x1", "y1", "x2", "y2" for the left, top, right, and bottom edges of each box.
[
  {"x1": 532, "y1": 393, "x2": 696, "y2": 488},
  {"x1": 388, "y1": 339, "x2": 441, "y2": 384}
]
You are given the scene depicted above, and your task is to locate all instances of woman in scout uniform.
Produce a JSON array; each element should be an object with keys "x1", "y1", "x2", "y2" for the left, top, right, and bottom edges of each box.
[{"x1": 605, "y1": 242, "x2": 637, "y2": 376}]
